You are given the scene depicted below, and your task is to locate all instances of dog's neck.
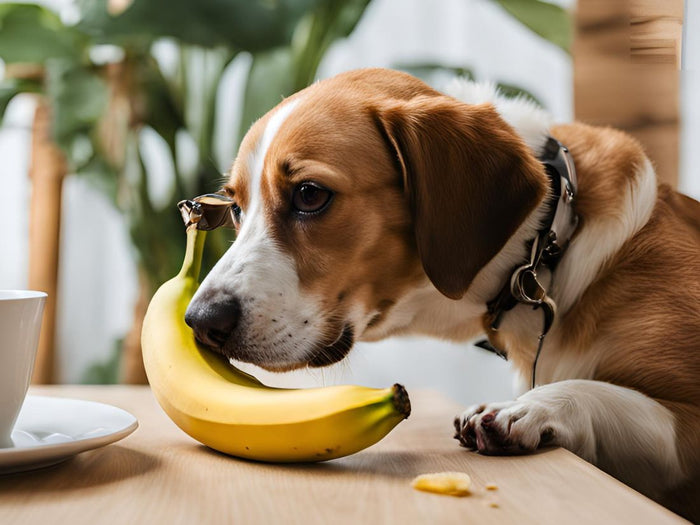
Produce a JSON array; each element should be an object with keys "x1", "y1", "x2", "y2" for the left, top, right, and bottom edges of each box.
[
  {"x1": 364, "y1": 85, "x2": 661, "y2": 393},
  {"x1": 359, "y1": 190, "x2": 550, "y2": 343},
  {"x1": 360, "y1": 82, "x2": 556, "y2": 343},
  {"x1": 359, "y1": 83, "x2": 557, "y2": 365}
]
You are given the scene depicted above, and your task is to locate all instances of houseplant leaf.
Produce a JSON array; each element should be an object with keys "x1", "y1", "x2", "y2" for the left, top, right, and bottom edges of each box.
[
  {"x1": 76, "y1": 0, "x2": 323, "y2": 51},
  {"x1": 45, "y1": 60, "x2": 108, "y2": 152},
  {"x1": 0, "y1": 4, "x2": 85, "y2": 63},
  {"x1": 493, "y1": 0, "x2": 571, "y2": 53}
]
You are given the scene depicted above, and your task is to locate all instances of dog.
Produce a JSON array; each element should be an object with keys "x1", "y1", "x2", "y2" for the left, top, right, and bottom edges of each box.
[{"x1": 184, "y1": 68, "x2": 700, "y2": 520}]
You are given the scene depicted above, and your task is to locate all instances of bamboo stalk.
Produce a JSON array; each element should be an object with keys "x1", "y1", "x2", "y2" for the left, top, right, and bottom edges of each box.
[{"x1": 28, "y1": 98, "x2": 67, "y2": 384}]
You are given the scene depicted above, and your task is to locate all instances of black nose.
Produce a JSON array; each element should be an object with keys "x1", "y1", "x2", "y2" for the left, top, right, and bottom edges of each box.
[{"x1": 184, "y1": 295, "x2": 241, "y2": 350}]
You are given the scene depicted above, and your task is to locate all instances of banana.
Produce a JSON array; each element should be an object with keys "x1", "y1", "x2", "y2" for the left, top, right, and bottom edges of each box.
[{"x1": 141, "y1": 227, "x2": 411, "y2": 462}]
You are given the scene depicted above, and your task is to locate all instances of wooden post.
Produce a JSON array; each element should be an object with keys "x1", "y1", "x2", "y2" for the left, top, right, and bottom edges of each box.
[
  {"x1": 120, "y1": 272, "x2": 149, "y2": 384},
  {"x1": 28, "y1": 98, "x2": 67, "y2": 384},
  {"x1": 631, "y1": 0, "x2": 684, "y2": 67},
  {"x1": 574, "y1": 0, "x2": 683, "y2": 188}
]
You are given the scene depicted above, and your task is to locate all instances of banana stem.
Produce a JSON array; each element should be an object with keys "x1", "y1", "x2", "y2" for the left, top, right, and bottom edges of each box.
[
  {"x1": 391, "y1": 384, "x2": 412, "y2": 419},
  {"x1": 179, "y1": 227, "x2": 207, "y2": 281}
]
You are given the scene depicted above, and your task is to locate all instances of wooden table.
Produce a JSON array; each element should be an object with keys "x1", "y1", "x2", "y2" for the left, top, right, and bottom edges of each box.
[{"x1": 0, "y1": 386, "x2": 687, "y2": 524}]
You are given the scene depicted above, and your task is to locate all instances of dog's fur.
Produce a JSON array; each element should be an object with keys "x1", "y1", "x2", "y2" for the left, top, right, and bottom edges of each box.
[{"x1": 185, "y1": 69, "x2": 700, "y2": 520}]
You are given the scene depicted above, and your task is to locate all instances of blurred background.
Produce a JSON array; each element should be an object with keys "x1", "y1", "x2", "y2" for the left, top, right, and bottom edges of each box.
[{"x1": 0, "y1": 0, "x2": 695, "y2": 406}]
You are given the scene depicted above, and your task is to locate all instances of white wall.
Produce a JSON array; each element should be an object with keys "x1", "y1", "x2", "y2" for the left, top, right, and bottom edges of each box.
[
  {"x1": 0, "y1": 97, "x2": 138, "y2": 383},
  {"x1": 1, "y1": 0, "x2": 574, "y2": 407},
  {"x1": 318, "y1": 0, "x2": 573, "y2": 119}
]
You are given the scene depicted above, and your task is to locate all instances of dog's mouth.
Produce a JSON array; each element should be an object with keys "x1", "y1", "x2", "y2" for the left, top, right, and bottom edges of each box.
[
  {"x1": 308, "y1": 324, "x2": 355, "y2": 367},
  {"x1": 196, "y1": 320, "x2": 356, "y2": 371}
]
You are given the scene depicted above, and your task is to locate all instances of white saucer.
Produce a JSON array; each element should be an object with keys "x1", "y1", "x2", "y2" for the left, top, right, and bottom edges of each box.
[{"x1": 0, "y1": 395, "x2": 138, "y2": 474}]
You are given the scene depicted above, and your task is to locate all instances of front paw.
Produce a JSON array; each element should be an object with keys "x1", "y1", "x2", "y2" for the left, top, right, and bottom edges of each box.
[{"x1": 454, "y1": 400, "x2": 556, "y2": 455}]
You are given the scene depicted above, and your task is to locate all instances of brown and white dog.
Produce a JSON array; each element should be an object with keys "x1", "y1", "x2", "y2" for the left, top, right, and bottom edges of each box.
[{"x1": 185, "y1": 68, "x2": 700, "y2": 520}]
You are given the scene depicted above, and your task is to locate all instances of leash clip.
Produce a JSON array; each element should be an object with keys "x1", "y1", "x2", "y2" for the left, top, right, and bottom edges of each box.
[{"x1": 509, "y1": 232, "x2": 557, "y2": 337}]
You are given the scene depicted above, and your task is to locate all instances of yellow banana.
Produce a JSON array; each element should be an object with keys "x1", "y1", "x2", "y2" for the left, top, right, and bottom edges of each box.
[{"x1": 141, "y1": 227, "x2": 411, "y2": 462}]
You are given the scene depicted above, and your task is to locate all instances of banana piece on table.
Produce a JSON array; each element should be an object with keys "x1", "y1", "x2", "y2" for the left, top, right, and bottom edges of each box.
[
  {"x1": 411, "y1": 472, "x2": 472, "y2": 496},
  {"x1": 141, "y1": 227, "x2": 411, "y2": 462}
]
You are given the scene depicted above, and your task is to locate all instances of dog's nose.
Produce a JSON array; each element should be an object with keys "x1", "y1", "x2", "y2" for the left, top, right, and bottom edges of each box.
[{"x1": 184, "y1": 295, "x2": 241, "y2": 350}]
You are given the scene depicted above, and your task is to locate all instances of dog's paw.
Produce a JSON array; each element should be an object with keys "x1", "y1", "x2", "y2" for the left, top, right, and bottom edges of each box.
[{"x1": 454, "y1": 400, "x2": 556, "y2": 455}]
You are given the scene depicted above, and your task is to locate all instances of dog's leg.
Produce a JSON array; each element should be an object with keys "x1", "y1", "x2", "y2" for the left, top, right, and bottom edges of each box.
[{"x1": 454, "y1": 379, "x2": 684, "y2": 498}]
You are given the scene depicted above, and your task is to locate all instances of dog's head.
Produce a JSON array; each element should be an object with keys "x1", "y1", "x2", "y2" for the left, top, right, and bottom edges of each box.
[{"x1": 185, "y1": 68, "x2": 546, "y2": 371}]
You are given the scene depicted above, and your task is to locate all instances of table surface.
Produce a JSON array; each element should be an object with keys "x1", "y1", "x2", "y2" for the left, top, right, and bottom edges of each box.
[{"x1": 0, "y1": 385, "x2": 687, "y2": 525}]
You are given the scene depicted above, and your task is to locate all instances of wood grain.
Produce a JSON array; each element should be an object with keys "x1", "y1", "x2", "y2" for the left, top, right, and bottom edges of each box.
[
  {"x1": 631, "y1": 0, "x2": 684, "y2": 66},
  {"x1": 0, "y1": 386, "x2": 687, "y2": 524},
  {"x1": 574, "y1": 0, "x2": 682, "y2": 187}
]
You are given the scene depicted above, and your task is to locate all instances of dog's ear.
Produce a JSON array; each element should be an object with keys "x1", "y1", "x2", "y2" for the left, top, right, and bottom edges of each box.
[{"x1": 376, "y1": 96, "x2": 547, "y2": 300}]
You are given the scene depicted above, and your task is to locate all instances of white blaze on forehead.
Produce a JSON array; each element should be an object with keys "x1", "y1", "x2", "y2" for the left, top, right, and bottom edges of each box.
[
  {"x1": 192, "y1": 95, "x2": 323, "y2": 368},
  {"x1": 246, "y1": 98, "x2": 302, "y2": 216},
  {"x1": 195, "y1": 96, "x2": 303, "y2": 286}
]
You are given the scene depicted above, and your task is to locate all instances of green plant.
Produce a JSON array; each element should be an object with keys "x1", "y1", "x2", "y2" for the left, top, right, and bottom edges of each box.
[
  {"x1": 0, "y1": 0, "x2": 570, "y2": 382},
  {"x1": 0, "y1": 0, "x2": 371, "y2": 288},
  {"x1": 495, "y1": 0, "x2": 571, "y2": 53},
  {"x1": 0, "y1": 0, "x2": 371, "y2": 381}
]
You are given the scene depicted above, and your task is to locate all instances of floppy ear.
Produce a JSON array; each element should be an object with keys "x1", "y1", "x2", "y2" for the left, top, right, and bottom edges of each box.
[{"x1": 376, "y1": 96, "x2": 547, "y2": 300}]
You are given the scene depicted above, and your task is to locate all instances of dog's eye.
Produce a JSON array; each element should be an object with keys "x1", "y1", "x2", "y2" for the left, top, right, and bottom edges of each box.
[
  {"x1": 292, "y1": 182, "x2": 333, "y2": 214},
  {"x1": 231, "y1": 204, "x2": 242, "y2": 227}
]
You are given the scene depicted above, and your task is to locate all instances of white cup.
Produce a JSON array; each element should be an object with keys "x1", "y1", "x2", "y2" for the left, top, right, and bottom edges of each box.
[{"x1": 0, "y1": 290, "x2": 46, "y2": 448}]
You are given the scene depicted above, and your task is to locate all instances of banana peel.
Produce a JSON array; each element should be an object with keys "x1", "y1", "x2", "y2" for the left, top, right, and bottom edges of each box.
[{"x1": 141, "y1": 228, "x2": 410, "y2": 462}]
